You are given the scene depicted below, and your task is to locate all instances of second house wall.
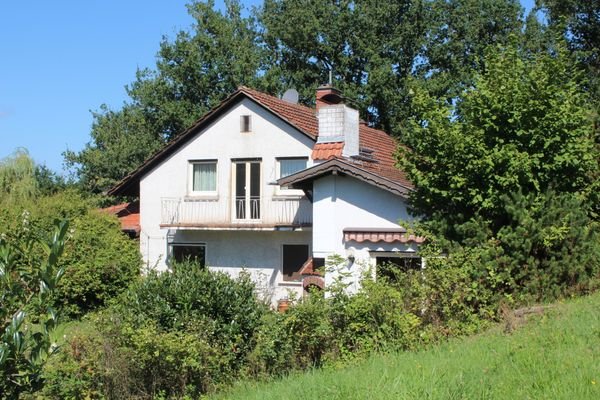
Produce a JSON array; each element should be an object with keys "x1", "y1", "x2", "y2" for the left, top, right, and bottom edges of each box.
[{"x1": 312, "y1": 175, "x2": 416, "y2": 292}]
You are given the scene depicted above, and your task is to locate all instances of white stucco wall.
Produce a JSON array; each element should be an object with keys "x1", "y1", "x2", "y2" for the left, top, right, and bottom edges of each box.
[
  {"x1": 312, "y1": 175, "x2": 417, "y2": 293},
  {"x1": 139, "y1": 98, "x2": 314, "y2": 303}
]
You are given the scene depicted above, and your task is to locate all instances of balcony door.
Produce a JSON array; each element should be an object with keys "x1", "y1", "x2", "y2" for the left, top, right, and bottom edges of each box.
[{"x1": 233, "y1": 160, "x2": 261, "y2": 220}]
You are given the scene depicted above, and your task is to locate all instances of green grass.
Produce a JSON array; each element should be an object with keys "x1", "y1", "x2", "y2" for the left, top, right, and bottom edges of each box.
[{"x1": 215, "y1": 293, "x2": 600, "y2": 400}]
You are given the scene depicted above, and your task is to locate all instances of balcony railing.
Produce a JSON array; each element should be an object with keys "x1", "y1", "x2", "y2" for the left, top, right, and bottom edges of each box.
[{"x1": 161, "y1": 196, "x2": 312, "y2": 227}]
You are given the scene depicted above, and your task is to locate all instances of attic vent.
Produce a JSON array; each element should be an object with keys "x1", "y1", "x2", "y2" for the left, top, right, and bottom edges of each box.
[{"x1": 240, "y1": 115, "x2": 252, "y2": 133}]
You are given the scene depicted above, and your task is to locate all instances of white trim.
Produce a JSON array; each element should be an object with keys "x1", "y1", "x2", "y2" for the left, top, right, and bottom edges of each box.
[
  {"x1": 188, "y1": 160, "x2": 218, "y2": 196},
  {"x1": 276, "y1": 157, "x2": 308, "y2": 195}
]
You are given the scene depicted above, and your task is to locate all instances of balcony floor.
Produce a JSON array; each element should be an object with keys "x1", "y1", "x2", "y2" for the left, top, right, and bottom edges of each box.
[{"x1": 160, "y1": 222, "x2": 312, "y2": 231}]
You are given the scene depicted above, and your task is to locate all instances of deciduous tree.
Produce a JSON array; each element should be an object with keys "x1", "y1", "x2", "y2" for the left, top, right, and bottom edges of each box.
[{"x1": 400, "y1": 41, "x2": 600, "y2": 239}]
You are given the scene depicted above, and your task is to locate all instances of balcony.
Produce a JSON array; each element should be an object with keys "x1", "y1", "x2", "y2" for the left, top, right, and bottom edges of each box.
[{"x1": 160, "y1": 196, "x2": 312, "y2": 229}]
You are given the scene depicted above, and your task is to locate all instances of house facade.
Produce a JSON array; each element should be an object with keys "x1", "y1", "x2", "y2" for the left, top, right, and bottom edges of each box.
[{"x1": 109, "y1": 86, "x2": 423, "y2": 304}]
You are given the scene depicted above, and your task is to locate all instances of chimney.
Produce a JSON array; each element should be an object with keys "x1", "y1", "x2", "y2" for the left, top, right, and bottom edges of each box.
[
  {"x1": 316, "y1": 84, "x2": 342, "y2": 109},
  {"x1": 316, "y1": 85, "x2": 359, "y2": 157}
]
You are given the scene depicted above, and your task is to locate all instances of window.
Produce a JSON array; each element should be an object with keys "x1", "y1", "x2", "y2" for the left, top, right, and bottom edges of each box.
[
  {"x1": 376, "y1": 256, "x2": 421, "y2": 282},
  {"x1": 190, "y1": 161, "x2": 217, "y2": 194},
  {"x1": 170, "y1": 243, "x2": 206, "y2": 267},
  {"x1": 282, "y1": 244, "x2": 309, "y2": 282},
  {"x1": 240, "y1": 115, "x2": 252, "y2": 132},
  {"x1": 278, "y1": 158, "x2": 307, "y2": 178}
]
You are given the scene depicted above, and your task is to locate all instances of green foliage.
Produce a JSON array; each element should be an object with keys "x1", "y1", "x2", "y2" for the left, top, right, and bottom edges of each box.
[
  {"x1": 0, "y1": 190, "x2": 141, "y2": 319},
  {"x1": 55, "y1": 208, "x2": 141, "y2": 318},
  {"x1": 0, "y1": 148, "x2": 38, "y2": 205},
  {"x1": 400, "y1": 40, "x2": 600, "y2": 239},
  {"x1": 67, "y1": 0, "x2": 530, "y2": 192},
  {"x1": 39, "y1": 322, "x2": 107, "y2": 399},
  {"x1": 538, "y1": 0, "x2": 600, "y2": 98},
  {"x1": 99, "y1": 263, "x2": 267, "y2": 397},
  {"x1": 215, "y1": 292, "x2": 600, "y2": 400},
  {"x1": 419, "y1": 0, "x2": 523, "y2": 99},
  {"x1": 0, "y1": 219, "x2": 68, "y2": 399}
]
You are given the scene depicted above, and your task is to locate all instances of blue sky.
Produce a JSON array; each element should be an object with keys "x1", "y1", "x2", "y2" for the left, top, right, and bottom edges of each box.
[{"x1": 0, "y1": 0, "x2": 535, "y2": 173}]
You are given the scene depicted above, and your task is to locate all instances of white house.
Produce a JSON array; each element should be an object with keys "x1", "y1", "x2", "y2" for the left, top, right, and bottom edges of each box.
[{"x1": 108, "y1": 85, "x2": 424, "y2": 304}]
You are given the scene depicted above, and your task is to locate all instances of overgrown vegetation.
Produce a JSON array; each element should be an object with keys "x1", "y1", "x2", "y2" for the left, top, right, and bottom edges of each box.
[
  {"x1": 3, "y1": 0, "x2": 600, "y2": 398},
  {"x1": 214, "y1": 291, "x2": 600, "y2": 400},
  {"x1": 0, "y1": 218, "x2": 69, "y2": 399}
]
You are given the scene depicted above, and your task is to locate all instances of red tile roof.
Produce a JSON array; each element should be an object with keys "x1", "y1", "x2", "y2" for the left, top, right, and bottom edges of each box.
[
  {"x1": 240, "y1": 87, "x2": 411, "y2": 188},
  {"x1": 108, "y1": 86, "x2": 412, "y2": 196},
  {"x1": 239, "y1": 86, "x2": 318, "y2": 140},
  {"x1": 312, "y1": 142, "x2": 344, "y2": 160},
  {"x1": 101, "y1": 202, "x2": 140, "y2": 235}
]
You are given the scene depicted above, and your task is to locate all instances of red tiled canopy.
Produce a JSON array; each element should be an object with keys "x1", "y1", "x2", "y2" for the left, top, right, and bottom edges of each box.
[{"x1": 343, "y1": 228, "x2": 425, "y2": 244}]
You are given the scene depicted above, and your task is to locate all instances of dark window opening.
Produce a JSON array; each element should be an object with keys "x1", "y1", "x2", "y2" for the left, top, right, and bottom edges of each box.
[
  {"x1": 313, "y1": 257, "x2": 325, "y2": 271},
  {"x1": 376, "y1": 256, "x2": 421, "y2": 282},
  {"x1": 171, "y1": 244, "x2": 206, "y2": 268},
  {"x1": 282, "y1": 244, "x2": 309, "y2": 282},
  {"x1": 240, "y1": 115, "x2": 252, "y2": 132}
]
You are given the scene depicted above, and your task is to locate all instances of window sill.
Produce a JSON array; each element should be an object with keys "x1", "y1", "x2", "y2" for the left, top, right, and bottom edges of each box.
[
  {"x1": 184, "y1": 195, "x2": 219, "y2": 202},
  {"x1": 272, "y1": 194, "x2": 305, "y2": 201},
  {"x1": 278, "y1": 281, "x2": 303, "y2": 287}
]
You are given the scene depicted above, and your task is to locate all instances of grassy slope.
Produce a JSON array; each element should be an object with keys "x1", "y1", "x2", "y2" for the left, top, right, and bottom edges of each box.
[{"x1": 216, "y1": 293, "x2": 600, "y2": 400}]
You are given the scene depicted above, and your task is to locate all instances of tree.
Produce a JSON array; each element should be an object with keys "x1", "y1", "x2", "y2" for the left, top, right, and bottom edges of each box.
[
  {"x1": 537, "y1": 0, "x2": 600, "y2": 97},
  {"x1": 399, "y1": 40, "x2": 600, "y2": 240},
  {"x1": 0, "y1": 219, "x2": 69, "y2": 399},
  {"x1": 0, "y1": 148, "x2": 38, "y2": 205},
  {"x1": 418, "y1": 0, "x2": 524, "y2": 101},
  {"x1": 260, "y1": 0, "x2": 429, "y2": 131},
  {"x1": 67, "y1": 0, "x2": 529, "y2": 193},
  {"x1": 65, "y1": 0, "x2": 264, "y2": 193}
]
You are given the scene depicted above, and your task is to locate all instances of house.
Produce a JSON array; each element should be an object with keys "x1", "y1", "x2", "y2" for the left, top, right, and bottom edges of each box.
[{"x1": 108, "y1": 85, "x2": 424, "y2": 304}]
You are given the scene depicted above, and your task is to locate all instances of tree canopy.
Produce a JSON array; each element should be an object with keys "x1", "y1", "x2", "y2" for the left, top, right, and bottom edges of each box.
[
  {"x1": 65, "y1": 0, "x2": 529, "y2": 193},
  {"x1": 400, "y1": 40, "x2": 600, "y2": 240}
]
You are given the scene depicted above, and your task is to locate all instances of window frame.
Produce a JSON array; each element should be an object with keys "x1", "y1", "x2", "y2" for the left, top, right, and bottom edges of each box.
[
  {"x1": 188, "y1": 159, "x2": 218, "y2": 197},
  {"x1": 168, "y1": 242, "x2": 207, "y2": 268},
  {"x1": 231, "y1": 158, "x2": 262, "y2": 221},
  {"x1": 240, "y1": 115, "x2": 252, "y2": 133},
  {"x1": 276, "y1": 157, "x2": 308, "y2": 195}
]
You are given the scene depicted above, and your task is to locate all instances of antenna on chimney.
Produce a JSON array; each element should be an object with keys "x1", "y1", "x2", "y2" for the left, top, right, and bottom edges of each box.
[{"x1": 328, "y1": 69, "x2": 333, "y2": 86}]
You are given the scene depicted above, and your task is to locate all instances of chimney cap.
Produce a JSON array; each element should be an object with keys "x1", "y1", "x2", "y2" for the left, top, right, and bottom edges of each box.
[{"x1": 316, "y1": 84, "x2": 343, "y2": 107}]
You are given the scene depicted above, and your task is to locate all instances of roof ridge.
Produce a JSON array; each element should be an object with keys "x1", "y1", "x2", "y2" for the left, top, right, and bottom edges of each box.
[{"x1": 238, "y1": 85, "x2": 317, "y2": 113}]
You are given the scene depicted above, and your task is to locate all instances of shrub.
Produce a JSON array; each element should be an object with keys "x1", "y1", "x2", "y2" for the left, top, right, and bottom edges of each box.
[
  {"x1": 0, "y1": 190, "x2": 142, "y2": 318},
  {"x1": 106, "y1": 263, "x2": 267, "y2": 396},
  {"x1": 54, "y1": 209, "x2": 141, "y2": 318},
  {"x1": 0, "y1": 218, "x2": 68, "y2": 399},
  {"x1": 244, "y1": 312, "x2": 295, "y2": 379}
]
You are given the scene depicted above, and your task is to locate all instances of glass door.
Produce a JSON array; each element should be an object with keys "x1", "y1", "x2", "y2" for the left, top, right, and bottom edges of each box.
[{"x1": 234, "y1": 161, "x2": 261, "y2": 220}]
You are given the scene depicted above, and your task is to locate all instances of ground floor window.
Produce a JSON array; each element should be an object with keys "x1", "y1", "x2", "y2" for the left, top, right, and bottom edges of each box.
[
  {"x1": 376, "y1": 255, "x2": 421, "y2": 282},
  {"x1": 170, "y1": 243, "x2": 206, "y2": 267},
  {"x1": 282, "y1": 244, "x2": 309, "y2": 282}
]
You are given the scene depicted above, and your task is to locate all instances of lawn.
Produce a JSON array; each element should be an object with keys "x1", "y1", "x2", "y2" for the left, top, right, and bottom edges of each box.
[{"x1": 215, "y1": 292, "x2": 600, "y2": 400}]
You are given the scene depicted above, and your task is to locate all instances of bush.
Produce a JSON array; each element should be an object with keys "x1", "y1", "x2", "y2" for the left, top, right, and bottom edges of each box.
[
  {"x1": 54, "y1": 208, "x2": 141, "y2": 318},
  {"x1": 106, "y1": 263, "x2": 266, "y2": 397},
  {"x1": 0, "y1": 190, "x2": 141, "y2": 318},
  {"x1": 0, "y1": 218, "x2": 68, "y2": 399}
]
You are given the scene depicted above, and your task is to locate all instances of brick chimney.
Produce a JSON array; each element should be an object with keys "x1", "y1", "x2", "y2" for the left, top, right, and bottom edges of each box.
[
  {"x1": 316, "y1": 84, "x2": 342, "y2": 109},
  {"x1": 316, "y1": 85, "x2": 360, "y2": 157}
]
